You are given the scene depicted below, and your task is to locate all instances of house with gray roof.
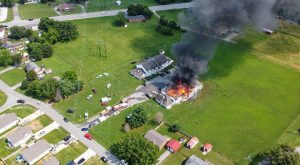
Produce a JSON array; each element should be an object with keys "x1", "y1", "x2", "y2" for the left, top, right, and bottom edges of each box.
[
  {"x1": 144, "y1": 130, "x2": 170, "y2": 150},
  {"x1": 7, "y1": 126, "x2": 33, "y2": 148},
  {"x1": 20, "y1": 139, "x2": 51, "y2": 165},
  {"x1": 185, "y1": 155, "x2": 209, "y2": 165},
  {"x1": 130, "y1": 54, "x2": 173, "y2": 79},
  {"x1": 0, "y1": 113, "x2": 19, "y2": 134},
  {"x1": 42, "y1": 157, "x2": 59, "y2": 165}
]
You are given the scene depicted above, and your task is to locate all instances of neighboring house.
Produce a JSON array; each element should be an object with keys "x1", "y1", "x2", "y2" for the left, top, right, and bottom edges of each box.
[
  {"x1": 126, "y1": 15, "x2": 146, "y2": 23},
  {"x1": 185, "y1": 155, "x2": 209, "y2": 165},
  {"x1": 2, "y1": 41, "x2": 26, "y2": 54},
  {"x1": 20, "y1": 139, "x2": 51, "y2": 165},
  {"x1": 0, "y1": 113, "x2": 19, "y2": 134},
  {"x1": 186, "y1": 137, "x2": 198, "y2": 149},
  {"x1": 166, "y1": 139, "x2": 181, "y2": 153},
  {"x1": 57, "y1": 3, "x2": 74, "y2": 12},
  {"x1": 6, "y1": 126, "x2": 33, "y2": 148},
  {"x1": 22, "y1": 52, "x2": 30, "y2": 64},
  {"x1": 0, "y1": 28, "x2": 6, "y2": 40},
  {"x1": 202, "y1": 143, "x2": 212, "y2": 153},
  {"x1": 25, "y1": 62, "x2": 42, "y2": 73},
  {"x1": 144, "y1": 130, "x2": 170, "y2": 150},
  {"x1": 130, "y1": 54, "x2": 173, "y2": 79},
  {"x1": 42, "y1": 157, "x2": 60, "y2": 165}
]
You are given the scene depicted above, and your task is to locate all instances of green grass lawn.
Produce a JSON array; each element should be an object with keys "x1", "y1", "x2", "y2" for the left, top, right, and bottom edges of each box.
[
  {"x1": 18, "y1": 3, "x2": 58, "y2": 19},
  {"x1": 55, "y1": 141, "x2": 87, "y2": 164},
  {"x1": 0, "y1": 90, "x2": 7, "y2": 107},
  {"x1": 157, "y1": 9, "x2": 187, "y2": 22},
  {"x1": 0, "y1": 104, "x2": 36, "y2": 119},
  {"x1": 0, "y1": 69, "x2": 25, "y2": 87},
  {"x1": 43, "y1": 127, "x2": 69, "y2": 144},
  {"x1": 0, "y1": 8, "x2": 13, "y2": 23},
  {"x1": 277, "y1": 113, "x2": 300, "y2": 147},
  {"x1": 44, "y1": 16, "x2": 182, "y2": 123},
  {"x1": 0, "y1": 139, "x2": 19, "y2": 159},
  {"x1": 84, "y1": 156, "x2": 106, "y2": 165},
  {"x1": 61, "y1": 5, "x2": 83, "y2": 15}
]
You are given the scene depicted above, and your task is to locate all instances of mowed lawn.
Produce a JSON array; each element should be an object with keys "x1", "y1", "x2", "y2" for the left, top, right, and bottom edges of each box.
[
  {"x1": 0, "y1": 90, "x2": 7, "y2": 107},
  {"x1": 55, "y1": 141, "x2": 87, "y2": 164},
  {"x1": 0, "y1": 68, "x2": 25, "y2": 87},
  {"x1": 90, "y1": 30, "x2": 300, "y2": 164},
  {"x1": 47, "y1": 16, "x2": 181, "y2": 123},
  {"x1": 18, "y1": 3, "x2": 58, "y2": 19},
  {"x1": 0, "y1": 104, "x2": 36, "y2": 119},
  {"x1": 43, "y1": 127, "x2": 69, "y2": 144},
  {"x1": 87, "y1": 0, "x2": 157, "y2": 12}
]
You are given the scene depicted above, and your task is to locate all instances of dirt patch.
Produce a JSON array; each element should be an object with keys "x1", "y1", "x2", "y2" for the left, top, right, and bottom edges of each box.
[{"x1": 28, "y1": 120, "x2": 43, "y2": 132}]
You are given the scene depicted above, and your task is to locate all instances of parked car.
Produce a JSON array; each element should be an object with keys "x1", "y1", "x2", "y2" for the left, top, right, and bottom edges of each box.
[
  {"x1": 63, "y1": 117, "x2": 69, "y2": 123},
  {"x1": 81, "y1": 127, "x2": 88, "y2": 131},
  {"x1": 77, "y1": 158, "x2": 85, "y2": 164},
  {"x1": 88, "y1": 123, "x2": 96, "y2": 128},
  {"x1": 28, "y1": 18, "x2": 33, "y2": 21},
  {"x1": 17, "y1": 99, "x2": 25, "y2": 104},
  {"x1": 16, "y1": 155, "x2": 22, "y2": 162},
  {"x1": 66, "y1": 160, "x2": 75, "y2": 165},
  {"x1": 84, "y1": 133, "x2": 93, "y2": 140},
  {"x1": 64, "y1": 135, "x2": 71, "y2": 141},
  {"x1": 101, "y1": 156, "x2": 108, "y2": 163},
  {"x1": 67, "y1": 109, "x2": 75, "y2": 113}
]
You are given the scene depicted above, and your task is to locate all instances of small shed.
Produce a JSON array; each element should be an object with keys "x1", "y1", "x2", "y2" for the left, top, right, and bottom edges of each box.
[
  {"x1": 166, "y1": 140, "x2": 181, "y2": 153},
  {"x1": 202, "y1": 143, "x2": 212, "y2": 153},
  {"x1": 126, "y1": 15, "x2": 146, "y2": 23},
  {"x1": 186, "y1": 137, "x2": 198, "y2": 149}
]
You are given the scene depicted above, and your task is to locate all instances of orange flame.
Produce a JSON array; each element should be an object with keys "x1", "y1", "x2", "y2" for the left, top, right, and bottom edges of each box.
[{"x1": 167, "y1": 81, "x2": 190, "y2": 97}]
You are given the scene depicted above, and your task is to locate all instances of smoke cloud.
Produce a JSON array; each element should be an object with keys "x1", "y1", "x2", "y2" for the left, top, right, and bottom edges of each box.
[
  {"x1": 172, "y1": 0, "x2": 277, "y2": 85},
  {"x1": 273, "y1": 0, "x2": 300, "y2": 22}
]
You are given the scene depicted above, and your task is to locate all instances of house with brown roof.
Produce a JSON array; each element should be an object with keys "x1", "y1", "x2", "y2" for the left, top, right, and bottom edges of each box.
[
  {"x1": 166, "y1": 139, "x2": 181, "y2": 153},
  {"x1": 144, "y1": 130, "x2": 170, "y2": 150},
  {"x1": 186, "y1": 137, "x2": 198, "y2": 149},
  {"x1": 126, "y1": 15, "x2": 146, "y2": 23},
  {"x1": 57, "y1": 3, "x2": 74, "y2": 12}
]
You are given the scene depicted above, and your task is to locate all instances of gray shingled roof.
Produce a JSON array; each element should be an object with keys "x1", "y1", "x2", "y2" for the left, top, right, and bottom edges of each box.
[
  {"x1": 185, "y1": 155, "x2": 209, "y2": 165},
  {"x1": 155, "y1": 93, "x2": 173, "y2": 108},
  {"x1": 0, "y1": 113, "x2": 18, "y2": 130},
  {"x1": 42, "y1": 157, "x2": 59, "y2": 165},
  {"x1": 25, "y1": 62, "x2": 40, "y2": 72},
  {"x1": 144, "y1": 130, "x2": 169, "y2": 148},
  {"x1": 140, "y1": 60, "x2": 159, "y2": 72},
  {"x1": 21, "y1": 140, "x2": 51, "y2": 163},
  {"x1": 7, "y1": 126, "x2": 32, "y2": 145},
  {"x1": 153, "y1": 54, "x2": 170, "y2": 67}
]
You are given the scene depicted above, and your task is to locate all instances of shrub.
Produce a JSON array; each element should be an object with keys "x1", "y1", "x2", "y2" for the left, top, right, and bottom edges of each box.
[{"x1": 169, "y1": 124, "x2": 180, "y2": 132}]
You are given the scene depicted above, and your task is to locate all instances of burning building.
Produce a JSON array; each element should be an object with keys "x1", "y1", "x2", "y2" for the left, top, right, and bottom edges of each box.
[{"x1": 156, "y1": 80, "x2": 203, "y2": 109}]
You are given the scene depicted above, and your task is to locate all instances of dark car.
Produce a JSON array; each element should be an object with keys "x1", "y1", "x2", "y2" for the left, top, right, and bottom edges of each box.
[
  {"x1": 77, "y1": 158, "x2": 85, "y2": 164},
  {"x1": 63, "y1": 118, "x2": 69, "y2": 123},
  {"x1": 64, "y1": 135, "x2": 71, "y2": 141},
  {"x1": 88, "y1": 123, "x2": 96, "y2": 128},
  {"x1": 81, "y1": 127, "x2": 88, "y2": 131},
  {"x1": 101, "y1": 156, "x2": 108, "y2": 163},
  {"x1": 66, "y1": 160, "x2": 75, "y2": 165},
  {"x1": 28, "y1": 18, "x2": 33, "y2": 21},
  {"x1": 17, "y1": 99, "x2": 25, "y2": 104},
  {"x1": 67, "y1": 109, "x2": 75, "y2": 113}
]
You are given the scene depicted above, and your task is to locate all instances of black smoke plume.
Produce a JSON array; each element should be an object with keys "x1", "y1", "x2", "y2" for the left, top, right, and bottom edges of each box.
[
  {"x1": 172, "y1": 0, "x2": 277, "y2": 85},
  {"x1": 273, "y1": 0, "x2": 300, "y2": 23}
]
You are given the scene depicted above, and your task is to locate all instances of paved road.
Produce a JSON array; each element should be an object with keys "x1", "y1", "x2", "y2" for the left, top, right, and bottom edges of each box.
[
  {"x1": 1, "y1": 2, "x2": 193, "y2": 28},
  {"x1": 0, "y1": 80, "x2": 120, "y2": 165}
]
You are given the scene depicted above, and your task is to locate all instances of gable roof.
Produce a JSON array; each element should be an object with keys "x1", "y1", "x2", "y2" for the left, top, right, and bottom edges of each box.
[
  {"x1": 0, "y1": 113, "x2": 18, "y2": 130},
  {"x1": 187, "y1": 137, "x2": 198, "y2": 148},
  {"x1": 144, "y1": 130, "x2": 169, "y2": 149},
  {"x1": 7, "y1": 126, "x2": 32, "y2": 145},
  {"x1": 25, "y1": 62, "x2": 40, "y2": 71},
  {"x1": 153, "y1": 54, "x2": 171, "y2": 67},
  {"x1": 21, "y1": 140, "x2": 51, "y2": 163},
  {"x1": 166, "y1": 140, "x2": 181, "y2": 152},
  {"x1": 140, "y1": 60, "x2": 159, "y2": 72},
  {"x1": 185, "y1": 155, "x2": 209, "y2": 165}
]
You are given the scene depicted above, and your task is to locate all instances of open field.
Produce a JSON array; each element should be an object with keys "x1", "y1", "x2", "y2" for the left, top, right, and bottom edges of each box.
[
  {"x1": 43, "y1": 127, "x2": 69, "y2": 144},
  {"x1": 157, "y1": 9, "x2": 186, "y2": 22},
  {"x1": 18, "y1": 3, "x2": 58, "y2": 19},
  {"x1": 55, "y1": 141, "x2": 87, "y2": 164},
  {"x1": 0, "y1": 68, "x2": 25, "y2": 87},
  {"x1": 0, "y1": 104, "x2": 36, "y2": 118},
  {"x1": 0, "y1": 90, "x2": 7, "y2": 107},
  {"x1": 43, "y1": 16, "x2": 182, "y2": 123}
]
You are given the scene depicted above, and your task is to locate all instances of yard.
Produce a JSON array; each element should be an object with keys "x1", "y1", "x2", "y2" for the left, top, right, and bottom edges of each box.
[
  {"x1": 55, "y1": 141, "x2": 87, "y2": 165},
  {"x1": 0, "y1": 8, "x2": 13, "y2": 23},
  {"x1": 18, "y1": 3, "x2": 58, "y2": 19},
  {"x1": 28, "y1": 115, "x2": 53, "y2": 133},
  {"x1": 45, "y1": 16, "x2": 182, "y2": 123},
  {"x1": 0, "y1": 139, "x2": 19, "y2": 159},
  {"x1": 0, "y1": 104, "x2": 36, "y2": 119},
  {"x1": 84, "y1": 156, "x2": 106, "y2": 165},
  {"x1": 43, "y1": 127, "x2": 69, "y2": 144},
  {"x1": 0, "y1": 90, "x2": 7, "y2": 107},
  {"x1": 0, "y1": 68, "x2": 25, "y2": 87}
]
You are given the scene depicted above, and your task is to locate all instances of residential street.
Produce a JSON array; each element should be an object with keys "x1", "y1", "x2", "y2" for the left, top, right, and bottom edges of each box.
[
  {"x1": 0, "y1": 80, "x2": 120, "y2": 165},
  {"x1": 1, "y1": 2, "x2": 194, "y2": 28}
]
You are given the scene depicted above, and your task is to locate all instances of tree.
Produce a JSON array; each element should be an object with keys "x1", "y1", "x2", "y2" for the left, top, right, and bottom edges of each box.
[
  {"x1": 252, "y1": 145, "x2": 300, "y2": 165},
  {"x1": 38, "y1": 18, "x2": 58, "y2": 31},
  {"x1": 110, "y1": 133, "x2": 159, "y2": 165},
  {"x1": 156, "y1": 25, "x2": 174, "y2": 36},
  {"x1": 169, "y1": 124, "x2": 180, "y2": 132},
  {"x1": 27, "y1": 43, "x2": 44, "y2": 61},
  {"x1": 1, "y1": 0, "x2": 15, "y2": 7},
  {"x1": 42, "y1": 28, "x2": 59, "y2": 45},
  {"x1": 18, "y1": 0, "x2": 25, "y2": 4},
  {"x1": 127, "y1": 4, "x2": 145, "y2": 16},
  {"x1": 62, "y1": 71, "x2": 77, "y2": 81},
  {"x1": 0, "y1": 49, "x2": 13, "y2": 66},
  {"x1": 123, "y1": 123, "x2": 131, "y2": 132},
  {"x1": 58, "y1": 79, "x2": 83, "y2": 97},
  {"x1": 26, "y1": 70, "x2": 38, "y2": 81},
  {"x1": 143, "y1": 7, "x2": 153, "y2": 19},
  {"x1": 13, "y1": 53, "x2": 22, "y2": 68},
  {"x1": 20, "y1": 80, "x2": 30, "y2": 90},
  {"x1": 126, "y1": 107, "x2": 147, "y2": 128},
  {"x1": 114, "y1": 12, "x2": 127, "y2": 27},
  {"x1": 41, "y1": 44, "x2": 53, "y2": 58},
  {"x1": 28, "y1": 78, "x2": 59, "y2": 100},
  {"x1": 55, "y1": 21, "x2": 79, "y2": 42},
  {"x1": 9, "y1": 26, "x2": 28, "y2": 40},
  {"x1": 154, "y1": 112, "x2": 163, "y2": 124}
]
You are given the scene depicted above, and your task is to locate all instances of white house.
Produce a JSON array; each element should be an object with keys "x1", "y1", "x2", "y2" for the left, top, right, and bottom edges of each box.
[
  {"x1": 0, "y1": 113, "x2": 19, "y2": 134},
  {"x1": 7, "y1": 126, "x2": 33, "y2": 148},
  {"x1": 20, "y1": 139, "x2": 51, "y2": 165},
  {"x1": 130, "y1": 54, "x2": 173, "y2": 79}
]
